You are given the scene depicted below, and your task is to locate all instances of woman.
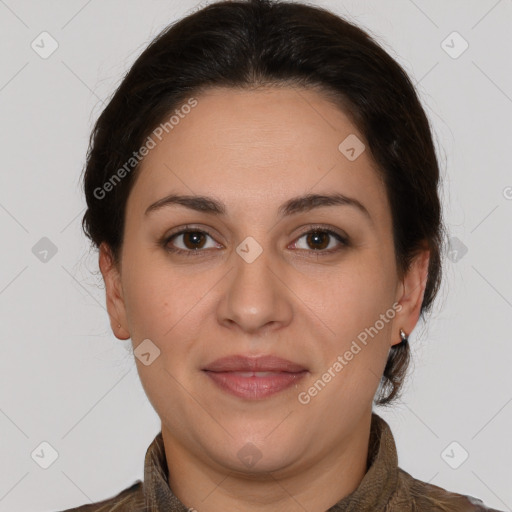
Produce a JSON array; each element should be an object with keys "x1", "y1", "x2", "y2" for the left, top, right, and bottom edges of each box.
[{"x1": 62, "y1": 0, "x2": 503, "y2": 510}]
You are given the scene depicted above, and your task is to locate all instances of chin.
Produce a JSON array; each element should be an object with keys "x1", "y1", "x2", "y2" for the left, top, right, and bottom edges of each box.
[{"x1": 204, "y1": 434, "x2": 300, "y2": 475}]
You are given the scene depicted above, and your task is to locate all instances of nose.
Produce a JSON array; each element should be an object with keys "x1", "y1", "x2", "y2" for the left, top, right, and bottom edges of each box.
[{"x1": 216, "y1": 239, "x2": 293, "y2": 335}]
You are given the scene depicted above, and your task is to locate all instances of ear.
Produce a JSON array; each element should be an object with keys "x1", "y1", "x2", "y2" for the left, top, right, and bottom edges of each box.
[
  {"x1": 392, "y1": 245, "x2": 430, "y2": 347},
  {"x1": 98, "y1": 242, "x2": 130, "y2": 340}
]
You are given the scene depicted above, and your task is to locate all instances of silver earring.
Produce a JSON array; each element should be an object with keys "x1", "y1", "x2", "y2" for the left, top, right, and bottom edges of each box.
[{"x1": 399, "y1": 328, "x2": 408, "y2": 343}]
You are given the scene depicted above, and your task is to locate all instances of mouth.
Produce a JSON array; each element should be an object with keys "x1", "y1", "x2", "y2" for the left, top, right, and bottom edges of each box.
[{"x1": 202, "y1": 355, "x2": 308, "y2": 400}]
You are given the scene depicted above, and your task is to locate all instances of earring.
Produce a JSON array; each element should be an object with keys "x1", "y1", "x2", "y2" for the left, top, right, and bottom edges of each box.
[{"x1": 399, "y1": 328, "x2": 408, "y2": 343}]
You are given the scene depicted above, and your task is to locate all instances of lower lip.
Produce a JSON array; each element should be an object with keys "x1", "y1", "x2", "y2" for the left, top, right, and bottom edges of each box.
[{"x1": 203, "y1": 370, "x2": 307, "y2": 399}]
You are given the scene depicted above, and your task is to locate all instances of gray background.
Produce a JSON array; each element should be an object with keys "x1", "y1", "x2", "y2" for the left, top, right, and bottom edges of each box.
[{"x1": 0, "y1": 1, "x2": 511, "y2": 511}]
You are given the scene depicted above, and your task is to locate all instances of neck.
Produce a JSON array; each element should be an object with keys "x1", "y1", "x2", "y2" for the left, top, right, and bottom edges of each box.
[{"x1": 161, "y1": 412, "x2": 373, "y2": 512}]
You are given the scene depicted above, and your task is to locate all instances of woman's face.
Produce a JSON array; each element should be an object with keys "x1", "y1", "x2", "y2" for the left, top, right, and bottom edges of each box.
[{"x1": 101, "y1": 86, "x2": 428, "y2": 476}]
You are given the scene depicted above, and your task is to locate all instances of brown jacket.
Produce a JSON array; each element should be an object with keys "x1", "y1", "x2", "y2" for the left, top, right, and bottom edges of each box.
[{"x1": 59, "y1": 412, "x2": 504, "y2": 511}]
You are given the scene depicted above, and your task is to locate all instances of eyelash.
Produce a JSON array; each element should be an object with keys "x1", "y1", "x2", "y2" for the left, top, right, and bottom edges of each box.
[{"x1": 160, "y1": 224, "x2": 349, "y2": 258}]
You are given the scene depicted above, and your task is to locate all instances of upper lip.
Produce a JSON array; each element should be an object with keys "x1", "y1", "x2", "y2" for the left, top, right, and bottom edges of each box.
[{"x1": 202, "y1": 355, "x2": 307, "y2": 373}]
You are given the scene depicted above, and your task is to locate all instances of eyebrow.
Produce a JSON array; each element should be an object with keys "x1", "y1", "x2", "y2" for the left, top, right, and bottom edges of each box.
[{"x1": 144, "y1": 192, "x2": 372, "y2": 222}]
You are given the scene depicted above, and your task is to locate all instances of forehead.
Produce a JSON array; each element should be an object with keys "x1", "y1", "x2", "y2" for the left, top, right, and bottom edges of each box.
[{"x1": 127, "y1": 86, "x2": 389, "y2": 223}]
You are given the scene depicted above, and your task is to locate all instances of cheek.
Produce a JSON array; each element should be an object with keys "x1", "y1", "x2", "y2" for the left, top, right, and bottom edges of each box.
[
  {"x1": 301, "y1": 256, "x2": 396, "y2": 362},
  {"x1": 121, "y1": 257, "x2": 176, "y2": 341},
  {"x1": 121, "y1": 255, "x2": 212, "y2": 345},
  {"x1": 297, "y1": 252, "x2": 393, "y2": 318}
]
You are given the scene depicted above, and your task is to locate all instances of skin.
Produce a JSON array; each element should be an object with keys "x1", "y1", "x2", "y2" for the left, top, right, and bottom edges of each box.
[{"x1": 99, "y1": 86, "x2": 430, "y2": 512}]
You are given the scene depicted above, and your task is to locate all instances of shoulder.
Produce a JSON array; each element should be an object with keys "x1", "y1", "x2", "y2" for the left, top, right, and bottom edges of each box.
[
  {"x1": 56, "y1": 480, "x2": 143, "y2": 512},
  {"x1": 391, "y1": 468, "x2": 505, "y2": 512}
]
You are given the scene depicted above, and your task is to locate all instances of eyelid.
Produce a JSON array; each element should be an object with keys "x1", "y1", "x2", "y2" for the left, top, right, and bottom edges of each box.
[
  {"x1": 164, "y1": 224, "x2": 223, "y2": 242},
  {"x1": 164, "y1": 223, "x2": 348, "y2": 241},
  {"x1": 293, "y1": 223, "x2": 348, "y2": 241}
]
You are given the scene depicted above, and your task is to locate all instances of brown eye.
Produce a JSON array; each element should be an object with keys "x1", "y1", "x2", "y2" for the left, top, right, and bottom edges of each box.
[
  {"x1": 163, "y1": 228, "x2": 221, "y2": 256},
  {"x1": 161, "y1": 225, "x2": 348, "y2": 258},
  {"x1": 305, "y1": 231, "x2": 330, "y2": 250},
  {"x1": 291, "y1": 228, "x2": 348, "y2": 254},
  {"x1": 180, "y1": 231, "x2": 208, "y2": 250}
]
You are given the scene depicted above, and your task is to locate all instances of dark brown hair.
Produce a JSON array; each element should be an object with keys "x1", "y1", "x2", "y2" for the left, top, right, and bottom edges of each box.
[{"x1": 81, "y1": 0, "x2": 446, "y2": 406}]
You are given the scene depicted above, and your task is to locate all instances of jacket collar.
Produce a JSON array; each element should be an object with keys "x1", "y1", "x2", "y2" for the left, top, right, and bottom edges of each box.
[
  {"x1": 143, "y1": 412, "x2": 398, "y2": 511},
  {"x1": 327, "y1": 412, "x2": 399, "y2": 511}
]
